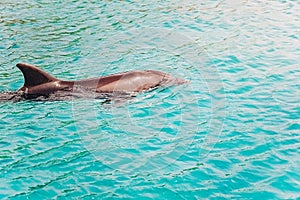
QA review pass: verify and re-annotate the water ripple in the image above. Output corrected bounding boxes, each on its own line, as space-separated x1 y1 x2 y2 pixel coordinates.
1 0 300 199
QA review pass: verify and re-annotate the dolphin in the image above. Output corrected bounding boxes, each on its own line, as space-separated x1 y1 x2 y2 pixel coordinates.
0 63 188 102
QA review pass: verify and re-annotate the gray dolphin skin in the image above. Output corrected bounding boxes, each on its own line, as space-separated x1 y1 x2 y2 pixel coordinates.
0 63 188 102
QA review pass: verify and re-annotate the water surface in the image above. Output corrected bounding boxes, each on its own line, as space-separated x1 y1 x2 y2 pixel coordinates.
0 0 299 199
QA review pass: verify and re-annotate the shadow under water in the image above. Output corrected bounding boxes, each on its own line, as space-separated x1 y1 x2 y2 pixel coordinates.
0 90 137 104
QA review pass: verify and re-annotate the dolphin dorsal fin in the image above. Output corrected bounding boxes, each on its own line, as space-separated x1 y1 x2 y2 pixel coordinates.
16 63 58 87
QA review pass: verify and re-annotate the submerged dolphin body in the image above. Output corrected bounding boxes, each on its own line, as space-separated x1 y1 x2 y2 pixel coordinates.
0 63 187 102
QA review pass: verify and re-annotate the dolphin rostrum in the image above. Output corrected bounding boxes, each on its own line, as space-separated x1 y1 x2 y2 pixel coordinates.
0 63 188 102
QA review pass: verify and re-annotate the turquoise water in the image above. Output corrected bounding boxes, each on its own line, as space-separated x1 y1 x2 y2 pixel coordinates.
1 0 299 199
